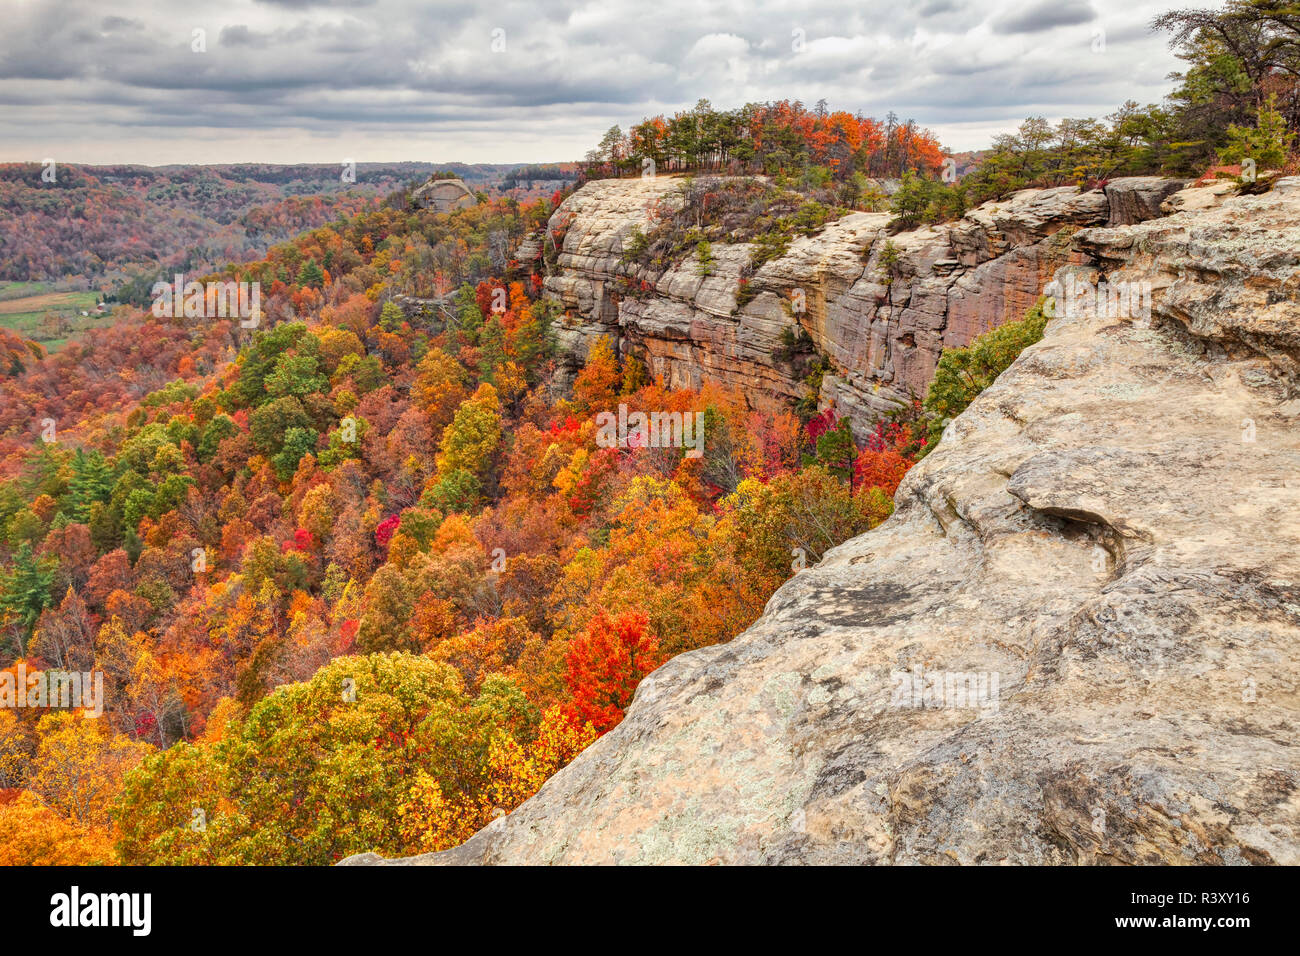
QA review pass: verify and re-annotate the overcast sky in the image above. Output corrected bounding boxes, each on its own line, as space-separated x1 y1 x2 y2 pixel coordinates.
0 0 1204 166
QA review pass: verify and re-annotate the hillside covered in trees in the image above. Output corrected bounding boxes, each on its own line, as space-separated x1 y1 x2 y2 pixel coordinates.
0 156 944 862
0 162 540 300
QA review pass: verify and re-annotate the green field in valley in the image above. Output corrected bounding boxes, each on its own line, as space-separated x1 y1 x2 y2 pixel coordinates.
0 281 115 350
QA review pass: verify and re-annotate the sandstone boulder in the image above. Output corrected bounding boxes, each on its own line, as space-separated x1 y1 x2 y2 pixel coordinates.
1104 176 1190 225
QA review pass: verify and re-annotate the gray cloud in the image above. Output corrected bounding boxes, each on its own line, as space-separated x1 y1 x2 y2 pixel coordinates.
254 0 378 8
100 16 146 31
219 25 272 48
0 0 1191 164
992 0 1096 35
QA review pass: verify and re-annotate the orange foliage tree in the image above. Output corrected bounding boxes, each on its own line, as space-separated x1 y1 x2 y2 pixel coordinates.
564 609 660 733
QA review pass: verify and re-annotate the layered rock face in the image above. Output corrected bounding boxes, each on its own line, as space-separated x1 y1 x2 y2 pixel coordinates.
350 179 1300 866
543 174 1183 440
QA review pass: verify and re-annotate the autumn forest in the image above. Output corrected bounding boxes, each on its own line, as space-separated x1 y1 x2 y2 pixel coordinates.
0 110 936 864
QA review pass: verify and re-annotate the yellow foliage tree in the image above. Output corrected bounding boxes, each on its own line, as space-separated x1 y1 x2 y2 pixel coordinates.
487 706 596 810
0 791 115 865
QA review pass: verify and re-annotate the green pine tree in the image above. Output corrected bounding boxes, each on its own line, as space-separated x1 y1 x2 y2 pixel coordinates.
0 542 57 653
378 300 405 331
67 448 114 523
296 258 325 288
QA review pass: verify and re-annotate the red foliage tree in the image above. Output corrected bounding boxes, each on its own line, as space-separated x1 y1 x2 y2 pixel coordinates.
563 609 659 734
853 416 921 496
374 514 400 549
806 407 837 441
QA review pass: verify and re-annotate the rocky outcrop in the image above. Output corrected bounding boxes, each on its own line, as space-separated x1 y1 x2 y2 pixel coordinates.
391 294 448 330
1103 176 1189 226
348 178 1300 866
412 178 476 213
513 230 544 267
542 175 1185 440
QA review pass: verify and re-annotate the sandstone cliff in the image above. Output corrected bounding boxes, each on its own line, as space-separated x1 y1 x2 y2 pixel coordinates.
348 177 1300 865
543 174 1184 439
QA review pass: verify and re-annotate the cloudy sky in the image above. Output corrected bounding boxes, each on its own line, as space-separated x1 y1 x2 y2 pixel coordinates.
0 0 1203 166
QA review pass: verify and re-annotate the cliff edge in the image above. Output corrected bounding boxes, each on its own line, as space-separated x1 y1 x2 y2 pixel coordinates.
347 178 1300 865
542 174 1184 439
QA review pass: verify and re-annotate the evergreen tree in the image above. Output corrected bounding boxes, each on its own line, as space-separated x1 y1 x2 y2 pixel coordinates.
378 300 405 331
0 543 57 652
815 419 858 486
296 258 325 288
67 449 113 523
